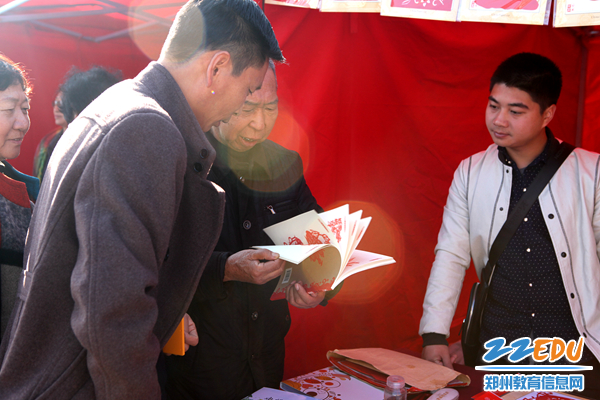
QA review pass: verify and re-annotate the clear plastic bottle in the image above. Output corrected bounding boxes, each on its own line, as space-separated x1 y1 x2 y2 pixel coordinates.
383 375 407 400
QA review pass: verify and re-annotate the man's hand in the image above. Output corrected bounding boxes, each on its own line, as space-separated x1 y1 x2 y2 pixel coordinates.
448 340 464 365
286 281 326 309
422 345 455 369
183 313 198 352
223 249 285 284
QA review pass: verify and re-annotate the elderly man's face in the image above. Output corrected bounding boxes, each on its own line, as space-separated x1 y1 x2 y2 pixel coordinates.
214 68 278 152
0 83 30 161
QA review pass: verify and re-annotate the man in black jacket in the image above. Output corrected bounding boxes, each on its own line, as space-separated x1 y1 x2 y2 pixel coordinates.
166 62 338 400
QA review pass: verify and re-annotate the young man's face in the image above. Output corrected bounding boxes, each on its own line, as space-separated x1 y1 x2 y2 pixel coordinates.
486 83 555 154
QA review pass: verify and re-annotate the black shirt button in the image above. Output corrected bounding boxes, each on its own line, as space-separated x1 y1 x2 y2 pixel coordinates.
548 214 554 219
499 207 504 211
570 293 575 299
243 220 251 230
561 252 567 258
251 311 258 320
193 163 203 173
583 332 588 338
200 148 208 158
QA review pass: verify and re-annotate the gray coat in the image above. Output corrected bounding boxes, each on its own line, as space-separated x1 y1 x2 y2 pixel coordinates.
0 63 225 399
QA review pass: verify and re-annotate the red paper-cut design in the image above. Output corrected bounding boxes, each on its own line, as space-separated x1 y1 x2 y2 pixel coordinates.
271 287 286 300
289 368 350 400
305 229 331 265
473 0 538 10
391 0 453 12
309 278 335 292
284 236 304 245
530 393 580 400
473 392 504 400
269 0 312 6
298 278 335 294
327 218 343 243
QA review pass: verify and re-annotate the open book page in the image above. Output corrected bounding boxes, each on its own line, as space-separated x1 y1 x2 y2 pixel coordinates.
319 204 349 235
263 210 338 249
335 250 395 289
346 216 370 265
341 210 362 265
319 204 350 253
319 206 371 269
255 244 328 264
255 244 342 300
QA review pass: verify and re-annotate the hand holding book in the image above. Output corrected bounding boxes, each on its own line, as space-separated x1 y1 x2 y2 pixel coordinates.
285 281 326 308
223 248 285 285
254 204 396 300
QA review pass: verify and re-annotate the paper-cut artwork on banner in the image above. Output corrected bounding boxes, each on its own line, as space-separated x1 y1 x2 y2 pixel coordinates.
474 0 539 10
320 0 381 13
554 0 600 26
457 0 551 24
266 0 319 9
380 0 459 21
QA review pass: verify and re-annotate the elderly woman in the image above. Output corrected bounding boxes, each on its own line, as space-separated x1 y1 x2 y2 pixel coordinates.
0 54 39 339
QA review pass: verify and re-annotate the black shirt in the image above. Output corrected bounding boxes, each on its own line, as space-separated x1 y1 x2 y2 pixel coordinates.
481 133 594 364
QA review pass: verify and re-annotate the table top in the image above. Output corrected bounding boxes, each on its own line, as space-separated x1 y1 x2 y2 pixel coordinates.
453 362 486 400
281 360 485 400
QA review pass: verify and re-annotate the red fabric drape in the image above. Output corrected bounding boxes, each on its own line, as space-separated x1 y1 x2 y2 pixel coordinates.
265 9 583 378
583 35 600 152
0 6 591 381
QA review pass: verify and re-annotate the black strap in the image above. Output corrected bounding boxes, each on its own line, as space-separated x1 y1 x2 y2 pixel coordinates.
480 141 576 290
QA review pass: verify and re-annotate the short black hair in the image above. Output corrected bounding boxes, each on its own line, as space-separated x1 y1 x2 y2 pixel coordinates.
59 66 123 124
162 0 284 75
490 53 562 113
0 53 31 95
268 58 277 90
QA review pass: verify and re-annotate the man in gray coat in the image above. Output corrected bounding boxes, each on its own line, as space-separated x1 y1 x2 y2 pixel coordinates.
0 0 283 399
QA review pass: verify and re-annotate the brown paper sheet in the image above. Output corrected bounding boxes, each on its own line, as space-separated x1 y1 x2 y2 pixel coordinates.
330 348 470 391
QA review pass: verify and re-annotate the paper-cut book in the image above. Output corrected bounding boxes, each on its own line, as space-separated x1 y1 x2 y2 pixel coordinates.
281 366 383 398
162 318 185 356
254 204 396 301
